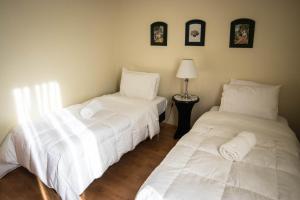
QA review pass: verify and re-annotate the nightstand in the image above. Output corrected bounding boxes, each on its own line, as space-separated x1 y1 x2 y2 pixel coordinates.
172 94 199 139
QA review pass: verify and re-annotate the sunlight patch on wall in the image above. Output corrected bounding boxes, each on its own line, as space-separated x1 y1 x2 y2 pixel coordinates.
13 86 32 124
35 82 62 116
13 81 62 123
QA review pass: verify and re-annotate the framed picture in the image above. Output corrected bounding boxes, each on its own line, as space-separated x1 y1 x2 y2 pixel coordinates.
229 18 255 48
185 19 206 46
151 21 168 46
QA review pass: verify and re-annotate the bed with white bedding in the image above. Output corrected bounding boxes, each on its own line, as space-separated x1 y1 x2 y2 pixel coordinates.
115 92 167 117
136 108 300 200
0 93 166 200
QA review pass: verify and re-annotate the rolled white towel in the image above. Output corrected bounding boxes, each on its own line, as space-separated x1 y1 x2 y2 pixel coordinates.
219 131 256 161
80 100 104 119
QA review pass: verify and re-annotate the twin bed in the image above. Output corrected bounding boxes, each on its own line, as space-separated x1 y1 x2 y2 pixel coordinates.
0 69 299 200
136 107 300 200
136 79 300 200
0 92 167 200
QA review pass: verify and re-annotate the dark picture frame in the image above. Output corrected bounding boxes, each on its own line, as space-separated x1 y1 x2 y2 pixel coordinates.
151 21 168 46
229 18 255 48
185 19 206 46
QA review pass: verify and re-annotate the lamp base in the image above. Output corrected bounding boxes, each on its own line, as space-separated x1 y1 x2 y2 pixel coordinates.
182 78 191 99
181 93 191 99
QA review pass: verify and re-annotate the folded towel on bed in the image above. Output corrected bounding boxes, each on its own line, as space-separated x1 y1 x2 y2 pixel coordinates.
80 100 104 119
219 131 256 161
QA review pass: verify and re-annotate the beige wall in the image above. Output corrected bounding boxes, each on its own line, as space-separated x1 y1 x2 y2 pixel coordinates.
0 0 299 142
0 0 119 142
115 0 300 136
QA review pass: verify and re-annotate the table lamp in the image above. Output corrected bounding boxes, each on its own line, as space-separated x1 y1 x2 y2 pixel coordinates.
176 59 198 99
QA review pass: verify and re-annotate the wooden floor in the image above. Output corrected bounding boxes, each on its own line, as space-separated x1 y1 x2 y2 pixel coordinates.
0 123 177 200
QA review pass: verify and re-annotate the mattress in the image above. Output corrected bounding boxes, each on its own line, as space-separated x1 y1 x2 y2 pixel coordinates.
0 93 161 200
111 92 167 115
136 110 300 200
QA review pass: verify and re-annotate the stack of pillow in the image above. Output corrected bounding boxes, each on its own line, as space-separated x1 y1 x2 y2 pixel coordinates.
120 68 160 100
219 79 281 120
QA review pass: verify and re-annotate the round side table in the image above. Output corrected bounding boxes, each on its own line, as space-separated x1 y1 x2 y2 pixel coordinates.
172 94 199 139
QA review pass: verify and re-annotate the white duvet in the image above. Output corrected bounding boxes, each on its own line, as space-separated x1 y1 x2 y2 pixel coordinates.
0 94 160 200
136 110 300 200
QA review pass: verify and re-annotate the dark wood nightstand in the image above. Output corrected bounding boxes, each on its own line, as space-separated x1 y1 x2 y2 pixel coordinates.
172 94 199 139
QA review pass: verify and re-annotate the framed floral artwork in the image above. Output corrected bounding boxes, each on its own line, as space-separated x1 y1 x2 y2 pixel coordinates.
185 19 206 46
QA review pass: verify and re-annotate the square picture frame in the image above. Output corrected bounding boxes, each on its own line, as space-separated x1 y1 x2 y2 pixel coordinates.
229 18 255 48
150 21 168 46
185 19 206 46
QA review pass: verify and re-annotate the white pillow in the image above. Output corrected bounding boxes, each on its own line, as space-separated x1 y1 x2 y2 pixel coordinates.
230 79 278 87
219 84 280 120
120 68 160 100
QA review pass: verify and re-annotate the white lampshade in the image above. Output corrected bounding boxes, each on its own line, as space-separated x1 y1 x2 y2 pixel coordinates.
176 59 198 79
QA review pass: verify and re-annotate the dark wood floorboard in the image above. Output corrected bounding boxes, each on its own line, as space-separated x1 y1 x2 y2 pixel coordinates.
0 123 177 200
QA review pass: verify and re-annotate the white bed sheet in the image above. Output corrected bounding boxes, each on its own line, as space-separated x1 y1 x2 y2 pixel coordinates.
136 110 300 200
0 93 160 200
111 92 167 115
